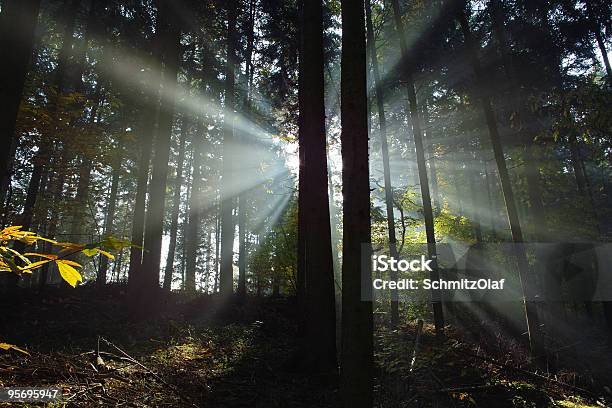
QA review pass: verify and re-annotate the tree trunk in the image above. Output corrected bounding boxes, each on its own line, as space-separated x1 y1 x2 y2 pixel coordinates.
237 0 257 298
340 0 373 405
128 10 166 290
390 0 444 335
366 0 400 327
185 122 204 294
98 149 122 286
457 3 542 357
163 118 189 291
219 0 238 296
299 0 337 374
422 101 441 215
180 151 192 290
0 0 42 207
140 0 181 294
69 85 104 240
214 203 221 293
586 0 612 78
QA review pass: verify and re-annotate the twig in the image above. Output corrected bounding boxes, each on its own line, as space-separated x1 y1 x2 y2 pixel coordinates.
99 336 201 408
467 351 604 401
409 319 424 374
438 384 499 393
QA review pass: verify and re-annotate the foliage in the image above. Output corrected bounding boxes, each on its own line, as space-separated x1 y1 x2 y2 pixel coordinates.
0 226 131 288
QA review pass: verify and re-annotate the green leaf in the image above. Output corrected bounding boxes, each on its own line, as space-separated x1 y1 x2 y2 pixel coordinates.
82 248 115 260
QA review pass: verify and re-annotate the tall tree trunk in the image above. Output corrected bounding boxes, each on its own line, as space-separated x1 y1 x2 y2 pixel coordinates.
422 101 441 215
98 149 122 286
69 85 103 240
219 0 238 296
214 203 221 293
0 0 42 208
140 0 181 294
237 196 247 295
457 3 542 356
163 118 188 291
299 0 337 373
468 151 484 243
128 12 165 290
366 0 400 327
180 151 192 290
586 0 612 78
340 0 373 405
390 0 444 335
237 0 257 298
185 122 204 294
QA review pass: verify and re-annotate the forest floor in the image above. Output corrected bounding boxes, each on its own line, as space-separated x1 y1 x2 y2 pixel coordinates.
0 285 610 407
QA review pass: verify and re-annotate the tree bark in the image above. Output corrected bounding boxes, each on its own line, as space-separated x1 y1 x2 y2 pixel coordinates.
163 118 189 291
128 5 166 290
141 0 181 293
390 0 444 335
98 148 122 286
457 3 542 357
185 121 204 294
237 0 257 297
340 0 373 405
0 0 42 208
586 0 612 78
366 0 400 327
422 101 441 215
298 0 337 374
219 0 238 296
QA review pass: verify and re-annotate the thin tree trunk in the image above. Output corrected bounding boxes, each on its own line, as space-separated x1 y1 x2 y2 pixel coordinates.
163 118 189 291
366 0 400 327
586 0 612 78
128 13 165 289
98 149 122 286
69 85 103 240
237 0 257 298
219 0 238 296
457 3 542 356
468 151 483 243
185 121 204 294
140 0 181 294
340 0 373 405
214 202 221 293
180 155 192 291
422 101 441 215
390 0 444 335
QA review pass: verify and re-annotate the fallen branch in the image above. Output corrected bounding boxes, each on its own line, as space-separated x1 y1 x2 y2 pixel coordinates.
409 319 424 374
99 336 201 408
467 351 606 402
438 384 500 393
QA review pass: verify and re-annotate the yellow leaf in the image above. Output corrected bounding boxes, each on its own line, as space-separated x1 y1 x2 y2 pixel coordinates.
0 343 30 355
56 261 83 287
37 237 58 245
98 250 115 260
59 259 82 268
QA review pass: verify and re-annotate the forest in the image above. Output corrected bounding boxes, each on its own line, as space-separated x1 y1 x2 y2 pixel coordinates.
0 0 611 406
